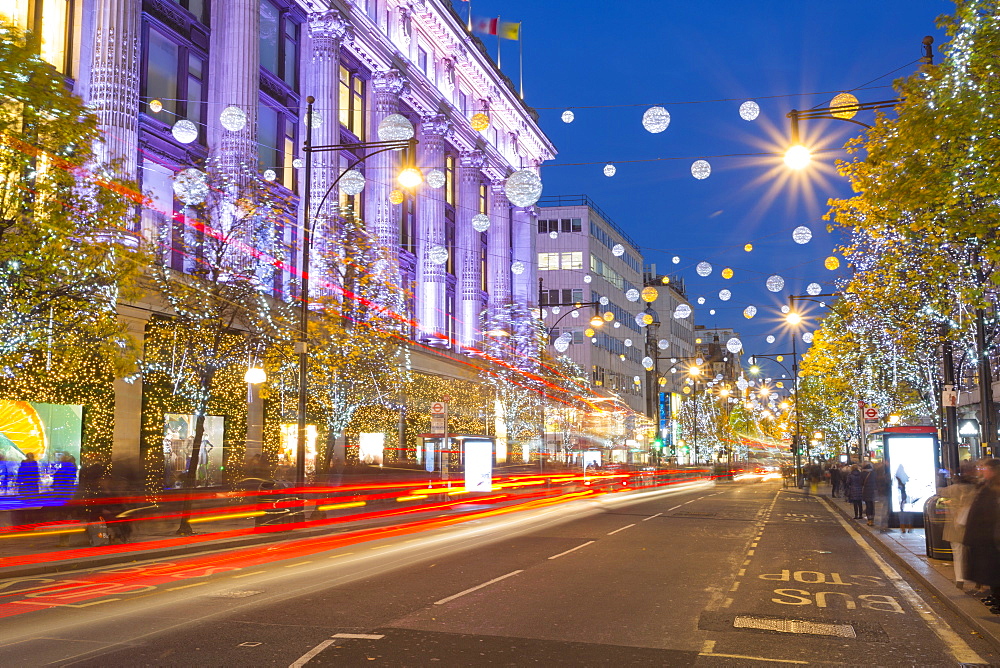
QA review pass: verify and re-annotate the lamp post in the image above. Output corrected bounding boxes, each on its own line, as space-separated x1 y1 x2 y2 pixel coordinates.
296 97 419 486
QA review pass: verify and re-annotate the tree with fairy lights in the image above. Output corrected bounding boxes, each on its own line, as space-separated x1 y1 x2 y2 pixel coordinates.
267 210 410 474
536 353 590 466
826 0 1000 436
480 302 547 463
0 25 143 376
145 157 292 534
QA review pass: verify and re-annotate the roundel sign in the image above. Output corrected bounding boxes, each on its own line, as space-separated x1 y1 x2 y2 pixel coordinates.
863 407 879 421
430 402 447 415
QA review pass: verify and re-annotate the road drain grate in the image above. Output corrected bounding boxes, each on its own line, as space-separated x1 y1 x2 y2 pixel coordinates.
207 590 264 599
734 616 856 638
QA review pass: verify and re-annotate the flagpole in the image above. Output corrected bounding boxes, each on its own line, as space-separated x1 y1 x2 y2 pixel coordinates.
467 0 472 31
496 15 501 68
518 25 524 99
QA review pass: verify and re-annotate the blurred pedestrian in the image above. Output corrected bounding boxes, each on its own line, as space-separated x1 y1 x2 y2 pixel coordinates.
938 464 977 590
15 452 40 501
962 458 1000 614
860 462 876 526
830 463 842 498
846 464 863 519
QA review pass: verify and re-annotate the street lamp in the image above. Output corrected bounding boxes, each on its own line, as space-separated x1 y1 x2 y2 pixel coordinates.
296 96 419 487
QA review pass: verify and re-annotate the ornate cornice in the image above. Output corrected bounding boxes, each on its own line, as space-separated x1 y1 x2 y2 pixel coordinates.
372 68 408 97
308 10 352 42
420 113 451 138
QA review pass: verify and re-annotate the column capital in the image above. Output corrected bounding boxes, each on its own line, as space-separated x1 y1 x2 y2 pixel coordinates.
421 113 451 138
308 9 352 42
460 149 486 170
373 69 408 97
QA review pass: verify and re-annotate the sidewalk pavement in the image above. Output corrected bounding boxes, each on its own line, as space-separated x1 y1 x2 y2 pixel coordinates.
800 486 1000 650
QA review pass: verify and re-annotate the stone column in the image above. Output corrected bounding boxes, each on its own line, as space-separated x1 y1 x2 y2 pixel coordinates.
457 150 485 347
88 0 141 184
112 312 148 465
415 114 450 339
368 70 408 255
488 180 512 310
510 205 537 307
307 10 350 223
209 0 260 174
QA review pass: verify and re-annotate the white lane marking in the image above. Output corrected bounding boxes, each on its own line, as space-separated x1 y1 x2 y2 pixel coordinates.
285 561 313 568
332 633 384 639
819 497 985 665
289 639 335 668
667 505 682 511
232 571 267 579
547 541 595 560
642 513 662 522
607 523 636 536
433 570 523 605
698 651 806 665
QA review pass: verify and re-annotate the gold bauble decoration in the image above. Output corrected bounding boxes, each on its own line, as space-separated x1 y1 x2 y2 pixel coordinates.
471 112 490 131
824 256 840 270
830 92 859 120
721 267 733 279
389 189 405 205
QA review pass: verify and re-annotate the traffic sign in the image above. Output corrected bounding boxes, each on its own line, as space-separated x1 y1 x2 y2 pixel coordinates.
863 407 879 422
430 402 447 415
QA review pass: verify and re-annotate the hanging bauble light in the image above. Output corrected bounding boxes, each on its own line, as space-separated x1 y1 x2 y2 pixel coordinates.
340 169 366 195
220 105 247 132
792 225 812 244
307 110 323 128
612 243 625 257
697 297 705 305
626 288 639 302
803 332 815 343
172 168 209 206
603 163 616 177
825 256 840 270
149 99 163 113
674 304 692 319
549 231 558 239
636 312 654 327
561 110 575 123
426 169 446 189
766 335 775 344
744 305 757 319
696 261 712 277
171 119 198 144
830 92 860 120
624 339 633 347
766 275 785 292
504 169 543 207
642 356 654 371
292 158 304 169
389 189 405 205
807 282 822 296
744 243 753 252
377 113 414 141
263 169 277 182
726 337 743 354
428 245 449 265
657 339 669 350
642 105 671 133
780 305 790 314
599 296 609 306
719 289 731 301
722 267 734 279
471 112 490 131
641 287 658 302
672 256 680 264
739 100 760 121
691 159 711 180
511 260 525 275
472 213 490 232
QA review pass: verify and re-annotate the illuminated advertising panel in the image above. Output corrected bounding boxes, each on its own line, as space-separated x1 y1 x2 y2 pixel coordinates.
358 432 384 466
279 424 318 478
0 400 82 508
885 434 936 515
464 439 493 491
164 414 225 488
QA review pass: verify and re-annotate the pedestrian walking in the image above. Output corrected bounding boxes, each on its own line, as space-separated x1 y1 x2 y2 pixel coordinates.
15 452 41 502
846 464 863 519
937 464 977 590
962 458 1000 614
860 462 876 526
830 464 842 498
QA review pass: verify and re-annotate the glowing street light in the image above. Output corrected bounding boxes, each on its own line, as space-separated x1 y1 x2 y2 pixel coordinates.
397 166 423 188
783 144 811 170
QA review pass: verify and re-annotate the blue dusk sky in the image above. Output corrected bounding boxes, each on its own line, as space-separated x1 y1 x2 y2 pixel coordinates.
453 0 953 366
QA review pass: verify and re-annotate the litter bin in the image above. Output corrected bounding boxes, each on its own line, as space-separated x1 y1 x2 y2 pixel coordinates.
923 495 952 560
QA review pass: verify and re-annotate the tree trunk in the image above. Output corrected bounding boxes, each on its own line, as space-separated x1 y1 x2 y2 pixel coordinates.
177 369 216 535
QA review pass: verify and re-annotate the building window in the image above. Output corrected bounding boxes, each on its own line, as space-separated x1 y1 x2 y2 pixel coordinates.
144 27 207 143
560 252 583 270
260 0 299 89
1 0 74 73
445 154 456 206
417 46 427 74
168 0 206 23
339 65 365 138
478 183 487 214
258 99 298 191
459 91 468 117
400 195 416 254
537 252 559 271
